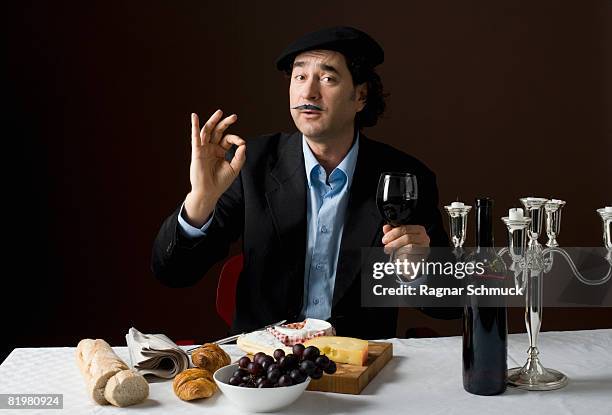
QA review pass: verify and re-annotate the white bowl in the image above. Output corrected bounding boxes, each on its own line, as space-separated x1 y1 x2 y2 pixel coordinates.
213 363 311 413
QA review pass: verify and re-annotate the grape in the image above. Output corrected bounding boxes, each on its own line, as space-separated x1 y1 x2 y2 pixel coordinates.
292 343 305 358
310 367 323 380
324 360 337 374
278 374 293 387
239 382 247 387
289 368 306 384
299 359 316 375
261 358 274 371
282 354 299 370
229 376 241 386
241 375 251 383
315 355 330 369
267 363 279 374
247 362 263 376
303 346 320 361
258 379 273 388
233 368 248 378
254 352 267 364
267 368 281 383
273 349 285 361
238 356 251 369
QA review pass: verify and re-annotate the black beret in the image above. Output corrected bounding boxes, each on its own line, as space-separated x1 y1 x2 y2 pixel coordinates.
275 26 384 72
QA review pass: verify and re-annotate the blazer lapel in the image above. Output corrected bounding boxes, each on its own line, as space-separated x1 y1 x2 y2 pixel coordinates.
332 136 383 307
265 132 307 245
264 132 308 314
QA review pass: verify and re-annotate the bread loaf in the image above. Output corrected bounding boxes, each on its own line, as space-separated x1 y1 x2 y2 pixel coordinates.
173 368 217 401
191 343 231 373
76 339 149 407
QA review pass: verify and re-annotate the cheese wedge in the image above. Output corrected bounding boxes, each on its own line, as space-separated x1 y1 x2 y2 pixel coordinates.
303 336 369 366
236 330 292 356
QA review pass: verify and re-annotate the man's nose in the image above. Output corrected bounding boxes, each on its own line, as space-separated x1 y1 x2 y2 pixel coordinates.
302 77 321 101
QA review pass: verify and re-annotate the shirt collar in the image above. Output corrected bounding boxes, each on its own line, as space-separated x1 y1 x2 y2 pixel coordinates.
302 132 360 189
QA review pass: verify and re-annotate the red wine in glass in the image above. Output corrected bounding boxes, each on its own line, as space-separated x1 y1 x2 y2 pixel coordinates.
376 172 418 227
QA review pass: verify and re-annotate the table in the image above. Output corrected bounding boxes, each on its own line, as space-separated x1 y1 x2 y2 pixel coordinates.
1 329 611 414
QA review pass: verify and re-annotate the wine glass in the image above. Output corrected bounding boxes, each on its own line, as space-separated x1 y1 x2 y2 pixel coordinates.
376 173 419 280
376 172 418 227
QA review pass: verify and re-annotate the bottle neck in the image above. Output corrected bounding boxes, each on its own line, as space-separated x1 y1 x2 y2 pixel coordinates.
476 203 494 248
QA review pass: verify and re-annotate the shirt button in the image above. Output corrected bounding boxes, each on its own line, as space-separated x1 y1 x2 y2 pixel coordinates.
315 264 323 270
321 225 328 233
314 298 320 305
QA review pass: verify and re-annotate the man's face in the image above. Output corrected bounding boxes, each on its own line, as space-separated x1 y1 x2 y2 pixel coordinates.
289 49 366 141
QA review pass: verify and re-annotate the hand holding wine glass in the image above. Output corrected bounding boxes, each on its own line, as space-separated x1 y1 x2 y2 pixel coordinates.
376 172 430 279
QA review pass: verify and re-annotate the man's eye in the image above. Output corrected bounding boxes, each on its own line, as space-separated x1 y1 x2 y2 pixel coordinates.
294 75 305 81
322 76 335 83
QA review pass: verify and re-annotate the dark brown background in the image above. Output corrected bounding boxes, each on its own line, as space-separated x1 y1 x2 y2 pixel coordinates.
4 1 611 362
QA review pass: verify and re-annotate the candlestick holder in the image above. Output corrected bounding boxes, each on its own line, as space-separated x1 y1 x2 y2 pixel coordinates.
502 199 611 391
444 202 472 259
446 199 612 391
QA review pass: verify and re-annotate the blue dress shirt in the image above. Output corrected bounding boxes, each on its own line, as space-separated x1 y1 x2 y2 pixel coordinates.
178 134 360 321
300 135 359 319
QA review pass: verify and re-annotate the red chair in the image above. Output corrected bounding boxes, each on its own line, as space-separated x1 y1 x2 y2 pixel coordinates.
216 254 244 326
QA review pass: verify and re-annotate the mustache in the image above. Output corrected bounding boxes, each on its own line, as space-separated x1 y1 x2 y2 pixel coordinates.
291 104 323 111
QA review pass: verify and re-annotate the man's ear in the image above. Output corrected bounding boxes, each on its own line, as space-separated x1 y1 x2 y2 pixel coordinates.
356 83 368 112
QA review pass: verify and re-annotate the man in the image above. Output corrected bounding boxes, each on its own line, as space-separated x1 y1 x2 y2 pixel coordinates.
152 27 453 339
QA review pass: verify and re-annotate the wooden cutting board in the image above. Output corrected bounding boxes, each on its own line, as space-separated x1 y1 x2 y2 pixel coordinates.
306 341 393 395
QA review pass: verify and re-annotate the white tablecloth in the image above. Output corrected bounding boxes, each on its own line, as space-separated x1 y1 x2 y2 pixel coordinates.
1 329 611 414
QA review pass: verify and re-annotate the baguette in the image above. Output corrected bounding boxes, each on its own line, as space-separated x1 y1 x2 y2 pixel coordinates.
76 339 148 407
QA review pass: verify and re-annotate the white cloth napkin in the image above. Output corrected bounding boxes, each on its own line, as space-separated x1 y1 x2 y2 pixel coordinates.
125 327 189 379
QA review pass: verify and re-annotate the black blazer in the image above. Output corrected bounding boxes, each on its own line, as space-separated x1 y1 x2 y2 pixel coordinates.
152 132 455 339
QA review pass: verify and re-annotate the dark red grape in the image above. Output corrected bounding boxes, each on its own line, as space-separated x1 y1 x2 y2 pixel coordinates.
283 354 299 370
261 359 274 371
258 379 273 388
315 355 330 369
299 359 316 375
267 363 280 374
310 367 323 380
292 343 305 358
233 368 248 378
303 346 320 361
238 356 251 368
273 349 285 361
267 368 281 383
289 368 306 384
229 376 241 386
247 362 263 376
241 375 251 383
254 352 267 364
278 374 293 387
324 360 337 374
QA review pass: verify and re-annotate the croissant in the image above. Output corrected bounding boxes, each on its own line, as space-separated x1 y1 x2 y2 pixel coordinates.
191 343 231 373
173 368 217 401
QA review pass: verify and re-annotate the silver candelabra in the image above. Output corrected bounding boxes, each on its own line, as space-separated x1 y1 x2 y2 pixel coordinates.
445 199 612 391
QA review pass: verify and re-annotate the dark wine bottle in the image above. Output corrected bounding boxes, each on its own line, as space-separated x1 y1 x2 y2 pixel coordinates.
462 197 508 395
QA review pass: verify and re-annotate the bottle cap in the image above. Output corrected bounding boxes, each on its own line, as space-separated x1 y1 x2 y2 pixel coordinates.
475 197 493 207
